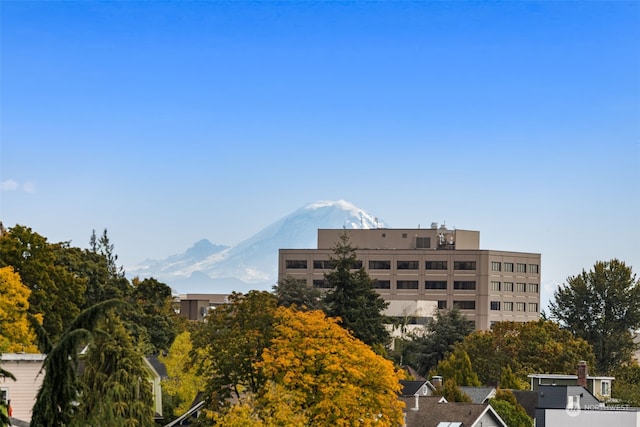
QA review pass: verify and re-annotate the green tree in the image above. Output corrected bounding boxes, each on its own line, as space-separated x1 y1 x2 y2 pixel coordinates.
74 311 155 427
126 277 180 355
488 389 532 427
612 363 640 406
31 299 123 427
499 364 528 390
403 307 474 376
433 379 471 403
322 231 389 350
191 291 278 412
550 259 640 373
0 225 86 342
430 347 480 386
459 320 595 386
272 275 323 311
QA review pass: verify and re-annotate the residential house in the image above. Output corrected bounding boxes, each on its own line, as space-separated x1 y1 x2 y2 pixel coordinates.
0 353 46 423
534 384 640 427
528 361 614 400
400 395 508 427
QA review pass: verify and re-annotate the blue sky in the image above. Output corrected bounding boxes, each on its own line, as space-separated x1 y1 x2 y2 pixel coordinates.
1 1 639 308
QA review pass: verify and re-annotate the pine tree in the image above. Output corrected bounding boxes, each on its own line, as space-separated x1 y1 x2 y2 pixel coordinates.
322 231 390 350
75 311 155 427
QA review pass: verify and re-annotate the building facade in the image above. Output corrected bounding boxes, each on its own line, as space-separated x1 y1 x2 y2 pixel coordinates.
278 226 541 330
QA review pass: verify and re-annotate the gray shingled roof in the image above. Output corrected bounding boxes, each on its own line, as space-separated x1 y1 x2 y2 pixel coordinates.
401 396 506 427
459 386 496 404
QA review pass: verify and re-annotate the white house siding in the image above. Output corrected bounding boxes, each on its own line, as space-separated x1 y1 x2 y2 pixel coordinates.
0 354 46 422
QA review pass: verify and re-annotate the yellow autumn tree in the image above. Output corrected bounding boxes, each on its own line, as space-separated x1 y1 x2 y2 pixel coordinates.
159 331 207 416
0 266 39 353
249 307 405 427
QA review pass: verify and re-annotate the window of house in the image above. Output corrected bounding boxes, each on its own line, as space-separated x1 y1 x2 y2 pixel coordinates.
286 260 307 269
313 260 335 269
454 281 476 290
416 237 431 248
504 262 514 272
0 388 8 403
491 281 501 291
426 261 447 270
490 301 501 310
516 302 526 312
438 300 447 309
528 303 539 313
397 260 419 270
503 282 514 291
402 233 408 238
601 381 610 396
516 263 527 273
426 281 447 290
369 260 391 269
528 283 539 293
454 300 476 310
397 280 419 290
454 261 476 270
491 262 501 271
516 282 526 292
373 280 391 289
528 264 539 274
503 302 513 311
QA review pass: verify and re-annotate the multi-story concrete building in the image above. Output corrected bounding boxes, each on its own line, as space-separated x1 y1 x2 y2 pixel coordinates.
278 225 541 330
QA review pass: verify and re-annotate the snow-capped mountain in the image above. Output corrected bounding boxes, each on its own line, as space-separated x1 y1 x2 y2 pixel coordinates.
127 200 387 293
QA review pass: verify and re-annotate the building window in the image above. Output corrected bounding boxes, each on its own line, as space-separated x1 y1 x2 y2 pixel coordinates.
516 302 526 312
313 280 332 289
516 282 526 292
503 282 514 292
454 261 476 270
352 260 363 269
426 261 447 270
504 262 514 272
491 262 501 272
454 281 476 290
491 281 501 291
438 300 447 309
402 233 408 238
286 260 307 269
313 260 335 269
397 260 419 270
416 237 431 248
373 280 391 289
454 300 476 310
528 303 539 312
528 264 539 274
601 381 610 396
397 280 419 290
503 302 513 311
426 281 447 290
528 283 539 293
369 260 391 270
0 387 8 403
516 263 527 273
490 301 501 311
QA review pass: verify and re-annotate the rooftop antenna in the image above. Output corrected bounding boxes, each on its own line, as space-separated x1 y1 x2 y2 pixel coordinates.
374 217 379 229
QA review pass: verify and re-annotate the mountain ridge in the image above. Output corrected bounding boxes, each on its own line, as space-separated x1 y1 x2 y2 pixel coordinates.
127 200 387 293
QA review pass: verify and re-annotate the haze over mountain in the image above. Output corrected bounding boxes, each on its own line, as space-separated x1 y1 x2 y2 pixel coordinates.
127 200 387 293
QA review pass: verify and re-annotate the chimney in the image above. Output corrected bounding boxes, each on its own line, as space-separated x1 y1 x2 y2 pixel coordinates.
577 361 588 388
432 376 443 388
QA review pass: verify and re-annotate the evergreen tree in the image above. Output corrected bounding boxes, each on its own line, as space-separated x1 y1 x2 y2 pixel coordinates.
430 347 480 386
75 312 155 427
488 389 533 427
403 306 474 376
31 299 122 427
550 259 640 373
434 379 471 403
273 275 323 311
322 231 390 349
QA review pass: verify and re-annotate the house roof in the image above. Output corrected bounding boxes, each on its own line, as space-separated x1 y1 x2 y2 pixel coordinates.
459 386 496 404
401 396 507 427
147 355 168 379
528 373 615 381
399 380 436 397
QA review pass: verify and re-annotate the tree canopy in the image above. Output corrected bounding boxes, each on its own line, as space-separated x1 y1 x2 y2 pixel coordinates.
0 266 40 353
322 231 390 350
212 306 405 427
273 275 323 311
550 259 640 373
